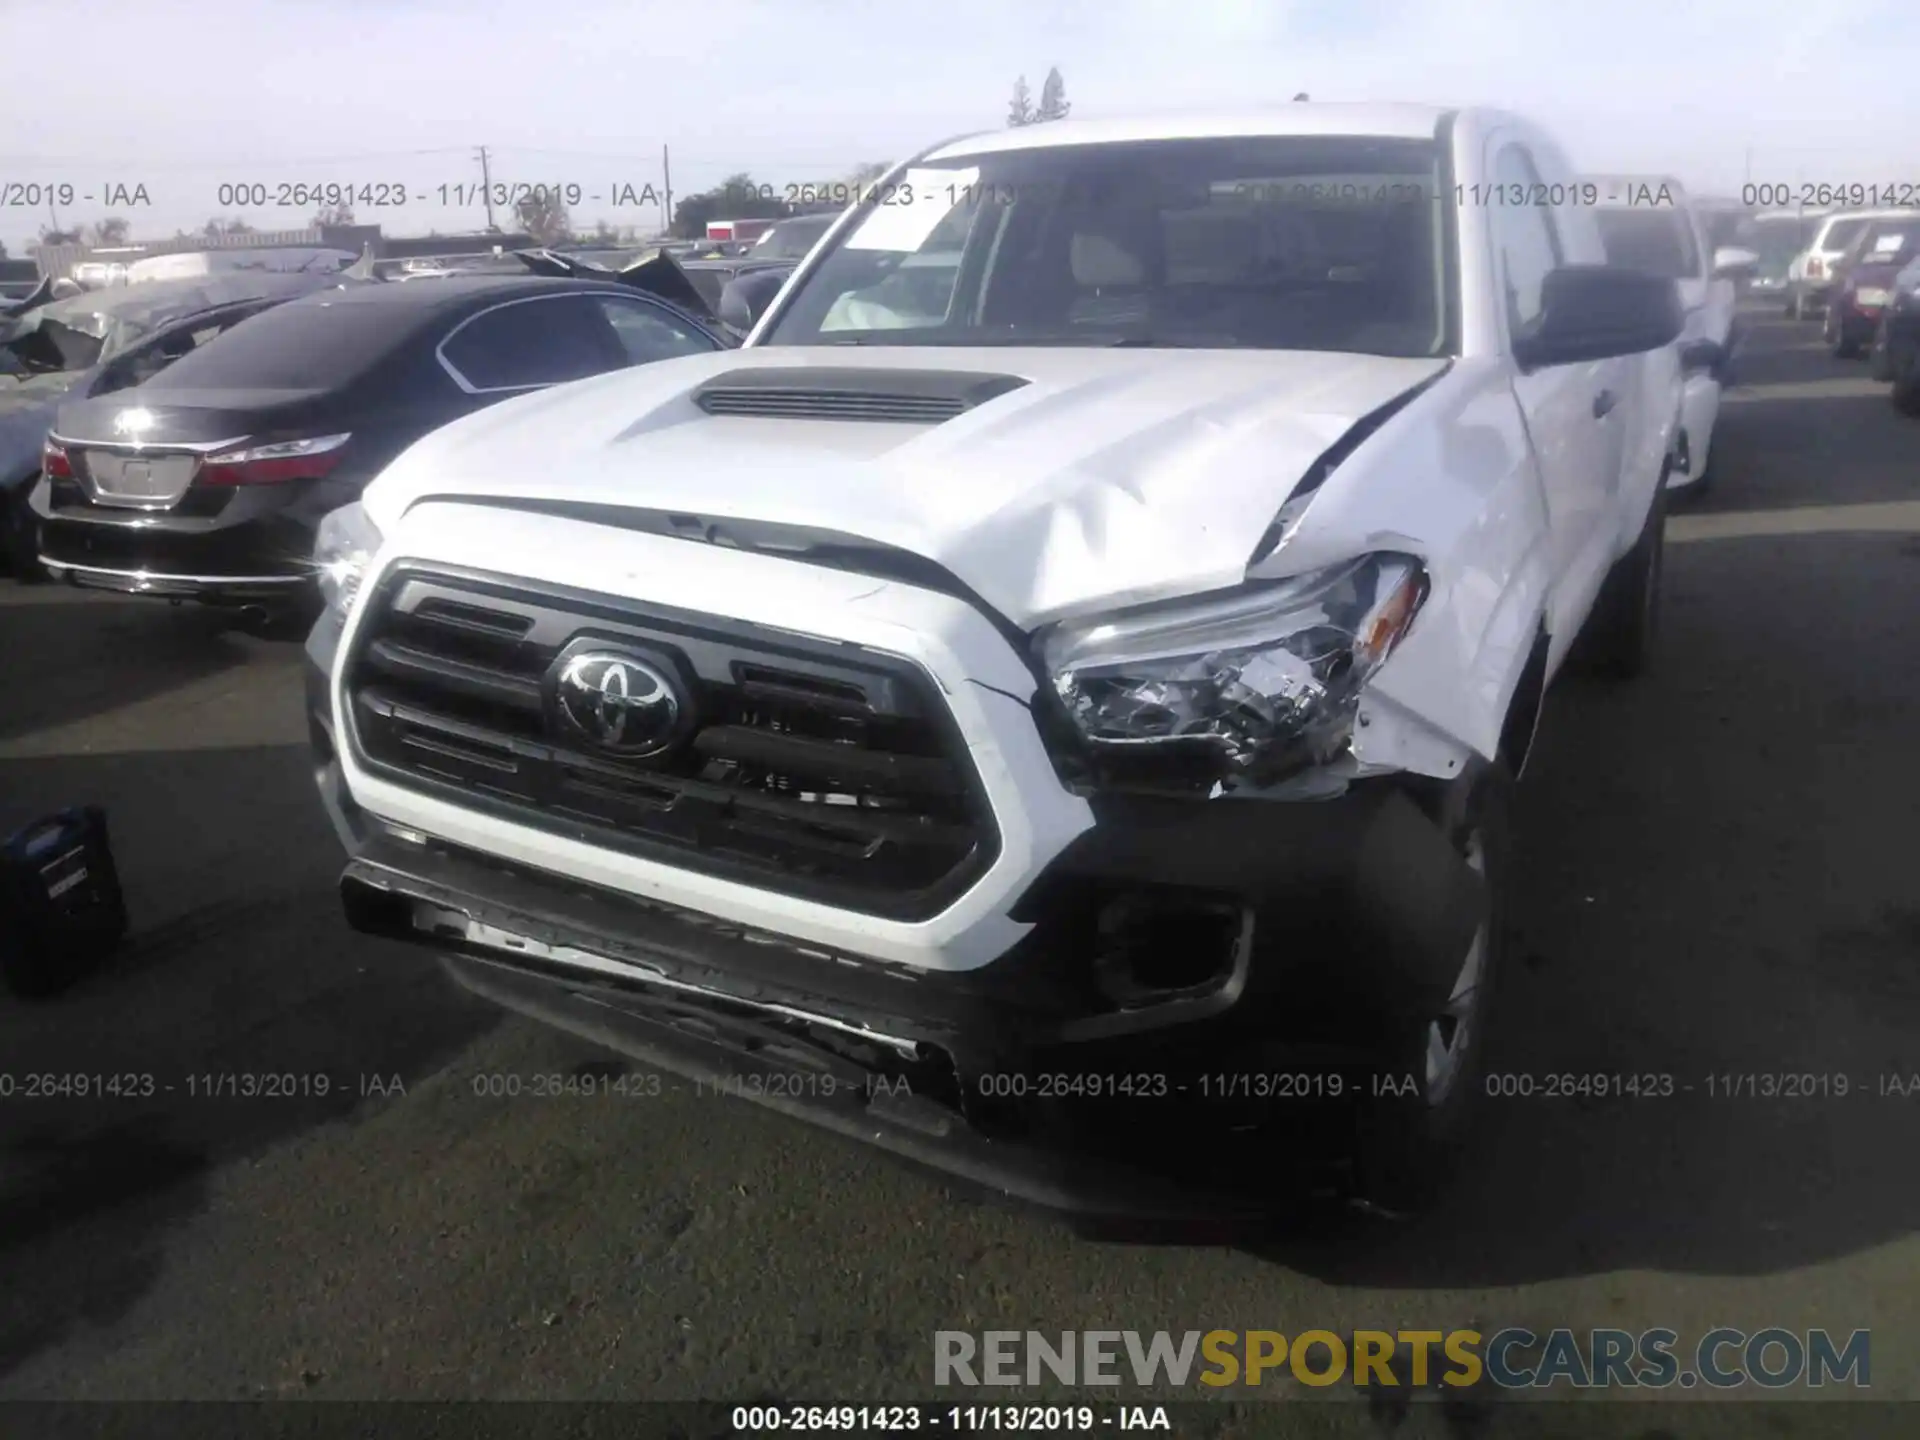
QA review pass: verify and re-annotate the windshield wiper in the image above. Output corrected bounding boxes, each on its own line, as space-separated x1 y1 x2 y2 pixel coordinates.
952 329 1249 349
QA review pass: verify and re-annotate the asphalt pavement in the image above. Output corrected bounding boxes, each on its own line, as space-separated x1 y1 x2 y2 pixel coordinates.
0 308 1915 1430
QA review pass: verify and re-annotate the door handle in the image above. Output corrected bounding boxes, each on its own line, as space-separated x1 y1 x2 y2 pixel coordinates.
1592 389 1618 419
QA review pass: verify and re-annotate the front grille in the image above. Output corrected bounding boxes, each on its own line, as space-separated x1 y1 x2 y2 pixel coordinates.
343 564 1003 921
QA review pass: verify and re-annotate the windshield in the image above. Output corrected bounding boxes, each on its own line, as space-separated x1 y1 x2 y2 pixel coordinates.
1820 218 1868 253
1739 216 1820 272
1595 209 1699 279
756 215 838 260
759 136 1450 357
1849 221 1916 266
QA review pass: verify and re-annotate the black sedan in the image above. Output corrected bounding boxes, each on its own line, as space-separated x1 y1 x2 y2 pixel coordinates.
29 263 732 620
3 270 354 576
1870 256 1920 413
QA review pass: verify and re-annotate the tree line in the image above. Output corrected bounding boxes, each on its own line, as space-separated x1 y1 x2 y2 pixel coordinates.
1007 67 1071 126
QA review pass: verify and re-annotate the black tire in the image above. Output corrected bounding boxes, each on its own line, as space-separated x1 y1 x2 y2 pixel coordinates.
1834 325 1864 360
1869 319 1894 381
1351 765 1513 1214
3 485 45 583
1893 343 1920 416
1574 480 1666 681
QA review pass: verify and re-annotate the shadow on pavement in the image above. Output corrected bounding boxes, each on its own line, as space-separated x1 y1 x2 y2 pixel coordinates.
0 594 257 746
1689 308 1920 514
0 742 503 1380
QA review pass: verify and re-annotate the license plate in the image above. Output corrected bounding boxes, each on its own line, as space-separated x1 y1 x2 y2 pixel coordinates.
83 450 198 507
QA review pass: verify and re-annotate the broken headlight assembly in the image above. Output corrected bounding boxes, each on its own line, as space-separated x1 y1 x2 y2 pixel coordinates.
312 501 384 621
1037 553 1428 789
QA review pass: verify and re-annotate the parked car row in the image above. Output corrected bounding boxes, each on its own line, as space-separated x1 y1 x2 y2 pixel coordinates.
1764 204 1920 414
1 248 758 611
1868 253 1920 414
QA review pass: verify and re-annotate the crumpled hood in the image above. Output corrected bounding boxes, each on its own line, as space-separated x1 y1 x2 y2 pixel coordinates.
365 345 1449 628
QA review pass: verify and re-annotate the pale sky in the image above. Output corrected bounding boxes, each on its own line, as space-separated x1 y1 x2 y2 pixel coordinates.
2 0 1915 251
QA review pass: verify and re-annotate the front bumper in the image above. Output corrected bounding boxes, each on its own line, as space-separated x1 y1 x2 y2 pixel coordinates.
307 625 1488 1215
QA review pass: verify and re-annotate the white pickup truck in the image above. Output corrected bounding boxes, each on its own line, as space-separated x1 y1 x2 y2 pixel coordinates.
307 105 1683 1217
1588 175 1748 492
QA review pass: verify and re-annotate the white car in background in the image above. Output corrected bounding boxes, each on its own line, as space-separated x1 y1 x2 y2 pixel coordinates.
1737 210 1829 304
1588 176 1747 492
1787 210 1915 319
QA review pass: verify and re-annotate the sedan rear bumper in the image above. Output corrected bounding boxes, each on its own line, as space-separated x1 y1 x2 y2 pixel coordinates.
39 556 312 601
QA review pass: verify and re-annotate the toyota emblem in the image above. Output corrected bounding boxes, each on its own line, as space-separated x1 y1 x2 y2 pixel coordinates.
551 650 684 756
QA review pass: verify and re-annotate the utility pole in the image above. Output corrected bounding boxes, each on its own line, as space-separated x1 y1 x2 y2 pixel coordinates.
661 144 673 238
476 145 498 232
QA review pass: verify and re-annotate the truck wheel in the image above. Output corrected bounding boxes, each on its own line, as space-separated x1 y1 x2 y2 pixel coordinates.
1893 347 1920 416
1575 481 1666 681
1352 766 1512 1214
1869 320 1894 381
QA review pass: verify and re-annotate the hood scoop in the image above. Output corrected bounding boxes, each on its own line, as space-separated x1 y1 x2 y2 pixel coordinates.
691 366 1028 424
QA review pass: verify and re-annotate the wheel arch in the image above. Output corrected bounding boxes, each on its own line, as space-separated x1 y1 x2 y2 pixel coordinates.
1497 623 1552 779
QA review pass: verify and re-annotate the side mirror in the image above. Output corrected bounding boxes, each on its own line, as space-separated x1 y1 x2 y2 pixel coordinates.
716 269 790 335
1512 266 1683 370
1712 246 1759 279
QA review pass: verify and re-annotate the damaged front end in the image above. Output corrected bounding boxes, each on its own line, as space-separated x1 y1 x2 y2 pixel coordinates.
319 722 1485 1214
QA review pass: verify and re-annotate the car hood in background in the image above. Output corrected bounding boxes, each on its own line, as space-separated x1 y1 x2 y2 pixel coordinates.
0 270 358 367
362 344 1449 629
512 248 725 328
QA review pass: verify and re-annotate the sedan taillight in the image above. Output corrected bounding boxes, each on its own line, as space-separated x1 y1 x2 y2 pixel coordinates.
199 433 352 486
42 438 72 479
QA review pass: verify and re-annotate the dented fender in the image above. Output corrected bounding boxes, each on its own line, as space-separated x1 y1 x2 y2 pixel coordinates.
1259 359 1556 776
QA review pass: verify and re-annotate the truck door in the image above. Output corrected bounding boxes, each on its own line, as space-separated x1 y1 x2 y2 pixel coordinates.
1485 136 1628 660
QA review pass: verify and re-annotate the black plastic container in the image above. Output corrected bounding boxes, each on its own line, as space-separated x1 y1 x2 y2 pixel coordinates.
0 806 128 997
